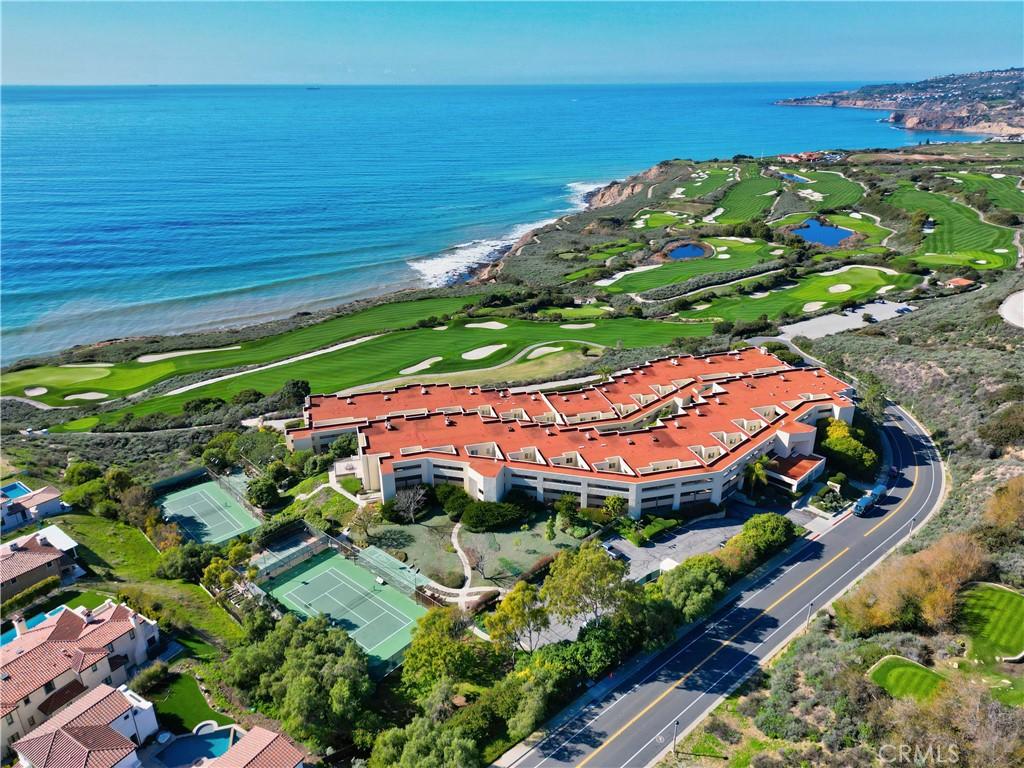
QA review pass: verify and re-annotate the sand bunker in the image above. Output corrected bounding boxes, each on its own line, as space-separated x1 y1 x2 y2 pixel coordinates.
877 285 896 294
560 323 596 329
992 173 1006 179
433 325 448 331
527 346 564 360
994 248 1009 253
797 189 825 202
761 190 779 197
716 255 731 259
60 363 114 368
465 321 508 330
720 237 755 244
848 212 863 219
703 207 724 223
462 344 507 361
828 283 852 294
400 357 442 375
65 392 108 401
975 259 989 264
136 345 242 363
693 303 711 310
24 387 48 397
803 301 826 312
749 292 770 299
770 248 785 255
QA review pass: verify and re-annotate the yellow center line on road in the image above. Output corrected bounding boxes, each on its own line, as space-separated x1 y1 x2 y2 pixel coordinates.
575 546 850 768
863 462 920 538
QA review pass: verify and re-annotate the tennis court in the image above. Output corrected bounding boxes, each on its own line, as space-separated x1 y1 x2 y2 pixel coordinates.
264 549 426 665
158 479 260 545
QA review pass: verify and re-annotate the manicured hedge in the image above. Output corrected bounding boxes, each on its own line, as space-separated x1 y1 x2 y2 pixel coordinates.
1 575 60 615
460 501 526 532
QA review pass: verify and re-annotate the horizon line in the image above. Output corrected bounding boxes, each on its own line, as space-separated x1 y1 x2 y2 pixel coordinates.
2 79 872 88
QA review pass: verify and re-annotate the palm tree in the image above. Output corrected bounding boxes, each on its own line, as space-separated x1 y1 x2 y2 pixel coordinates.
744 454 778 495
596 365 615 383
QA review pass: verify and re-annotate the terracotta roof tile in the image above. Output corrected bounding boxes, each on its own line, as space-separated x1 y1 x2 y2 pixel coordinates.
209 727 304 768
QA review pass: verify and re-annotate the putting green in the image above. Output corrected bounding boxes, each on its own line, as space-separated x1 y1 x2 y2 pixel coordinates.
888 185 1016 270
679 266 920 323
633 209 690 229
945 172 1024 213
958 583 1024 664
869 656 945 701
602 239 784 296
779 169 863 210
1 296 478 406
716 166 781 224
64 316 714 429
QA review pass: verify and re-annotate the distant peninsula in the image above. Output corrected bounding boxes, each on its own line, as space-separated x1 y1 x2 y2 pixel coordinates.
777 67 1024 137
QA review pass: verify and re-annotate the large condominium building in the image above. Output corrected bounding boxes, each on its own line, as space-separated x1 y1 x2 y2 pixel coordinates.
1 601 159 754
286 348 855 518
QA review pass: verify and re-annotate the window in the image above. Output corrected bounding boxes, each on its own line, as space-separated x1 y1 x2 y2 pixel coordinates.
129 629 136 640
105 643 114 653
43 681 55 694
46 561 53 568
91 664 98 673
123 713 130 720
28 716 35 727
4 713 12 725
22 697 30 706
103 676 113 685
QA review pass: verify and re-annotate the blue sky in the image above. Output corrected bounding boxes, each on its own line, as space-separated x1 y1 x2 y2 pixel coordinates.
3 2 1021 85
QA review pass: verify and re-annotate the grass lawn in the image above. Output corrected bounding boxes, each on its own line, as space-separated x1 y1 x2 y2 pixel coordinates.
47 513 244 645
779 168 863 210
459 512 580 588
669 166 733 200
68 317 713 428
586 240 644 261
716 166 781 224
367 509 465 588
958 583 1024 663
869 656 946 701
563 266 602 282
946 172 1024 213
536 305 611 319
151 672 233 732
602 238 784 296
679 266 920 323
634 209 692 229
773 212 890 245
888 185 1016 269
2 296 477 406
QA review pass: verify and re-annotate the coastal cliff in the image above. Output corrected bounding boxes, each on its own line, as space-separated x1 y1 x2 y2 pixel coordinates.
777 68 1024 137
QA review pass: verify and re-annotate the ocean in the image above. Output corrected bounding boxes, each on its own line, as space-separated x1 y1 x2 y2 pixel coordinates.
0 83 977 363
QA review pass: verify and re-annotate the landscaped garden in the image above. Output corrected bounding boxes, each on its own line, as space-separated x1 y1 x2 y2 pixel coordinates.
887 184 1016 269
149 671 235 731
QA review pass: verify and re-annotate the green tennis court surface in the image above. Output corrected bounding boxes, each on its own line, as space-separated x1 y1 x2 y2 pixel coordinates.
264 550 426 665
158 479 260 545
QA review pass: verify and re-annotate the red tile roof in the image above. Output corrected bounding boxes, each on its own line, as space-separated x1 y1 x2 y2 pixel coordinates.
209 726 304 768
13 685 135 768
770 454 826 482
1 534 65 583
298 349 850 485
38 679 88 717
0 603 142 709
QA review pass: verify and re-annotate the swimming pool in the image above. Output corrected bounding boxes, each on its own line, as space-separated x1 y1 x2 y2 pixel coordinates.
0 606 65 646
1 481 31 499
668 243 704 260
793 218 853 247
156 729 237 767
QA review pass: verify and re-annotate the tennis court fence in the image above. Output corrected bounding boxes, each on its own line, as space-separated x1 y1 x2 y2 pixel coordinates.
208 469 264 521
249 520 445 609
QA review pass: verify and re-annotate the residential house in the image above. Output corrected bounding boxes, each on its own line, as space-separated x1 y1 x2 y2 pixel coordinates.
208 726 305 768
1 528 79 598
11 683 158 768
1 483 63 534
0 601 159 755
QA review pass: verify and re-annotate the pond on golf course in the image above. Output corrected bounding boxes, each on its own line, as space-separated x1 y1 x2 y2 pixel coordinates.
668 243 705 260
793 218 853 247
780 172 811 183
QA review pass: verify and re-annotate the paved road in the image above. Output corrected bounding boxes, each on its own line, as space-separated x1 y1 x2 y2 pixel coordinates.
502 403 945 768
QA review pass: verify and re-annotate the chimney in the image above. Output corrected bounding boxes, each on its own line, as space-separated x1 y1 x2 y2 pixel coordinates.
12 614 28 637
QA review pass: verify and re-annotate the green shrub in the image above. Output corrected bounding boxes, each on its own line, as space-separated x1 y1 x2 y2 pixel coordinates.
461 501 526 532
641 516 679 540
1 575 60 615
436 484 472 521
129 661 170 694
